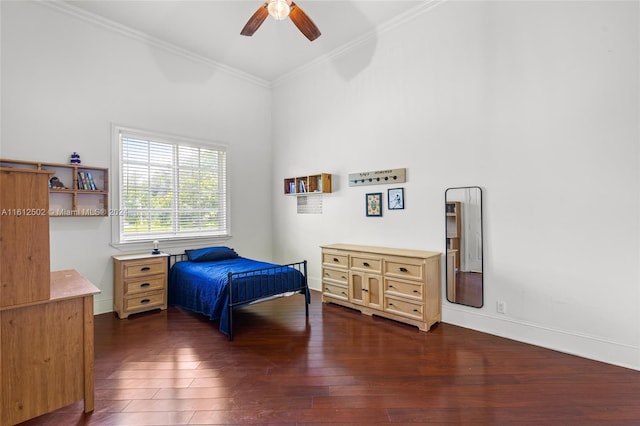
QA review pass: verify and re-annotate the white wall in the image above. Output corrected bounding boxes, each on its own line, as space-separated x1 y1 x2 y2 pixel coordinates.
272 1 640 369
3 0 639 371
1 1 274 314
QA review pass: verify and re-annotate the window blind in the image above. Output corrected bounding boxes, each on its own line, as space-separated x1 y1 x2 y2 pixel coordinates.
119 133 227 242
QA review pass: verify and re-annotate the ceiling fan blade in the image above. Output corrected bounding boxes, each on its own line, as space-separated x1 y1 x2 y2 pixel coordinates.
241 3 269 37
289 2 321 41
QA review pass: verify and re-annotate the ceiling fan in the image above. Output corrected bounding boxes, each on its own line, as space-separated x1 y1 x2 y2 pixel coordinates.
241 0 321 42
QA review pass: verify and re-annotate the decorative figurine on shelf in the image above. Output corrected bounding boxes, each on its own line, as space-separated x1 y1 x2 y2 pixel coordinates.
152 240 160 255
49 176 67 189
70 152 81 165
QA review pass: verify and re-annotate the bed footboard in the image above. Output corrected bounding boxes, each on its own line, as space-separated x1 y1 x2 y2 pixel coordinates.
227 260 309 341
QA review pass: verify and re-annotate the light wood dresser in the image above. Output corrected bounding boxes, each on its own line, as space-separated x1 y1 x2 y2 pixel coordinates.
321 244 442 331
113 253 169 319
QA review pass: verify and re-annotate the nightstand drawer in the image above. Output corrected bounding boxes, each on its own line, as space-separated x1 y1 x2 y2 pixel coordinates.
124 276 165 296
123 258 166 279
124 291 165 312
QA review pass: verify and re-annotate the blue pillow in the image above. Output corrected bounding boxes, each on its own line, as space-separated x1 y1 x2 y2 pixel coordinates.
185 246 239 262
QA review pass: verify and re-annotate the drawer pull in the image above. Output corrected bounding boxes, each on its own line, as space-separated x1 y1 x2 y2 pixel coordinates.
140 267 151 272
363 262 370 267
140 283 151 288
341 276 347 280
413 309 420 313
140 298 151 304
342 291 347 295
399 267 408 273
388 284 394 289
413 290 419 293
362 288 369 292
333 257 339 262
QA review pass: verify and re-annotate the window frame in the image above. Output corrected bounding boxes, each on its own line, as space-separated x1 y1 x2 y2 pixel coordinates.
110 124 231 250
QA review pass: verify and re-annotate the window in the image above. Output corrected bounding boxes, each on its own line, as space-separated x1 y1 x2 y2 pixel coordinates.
112 126 229 244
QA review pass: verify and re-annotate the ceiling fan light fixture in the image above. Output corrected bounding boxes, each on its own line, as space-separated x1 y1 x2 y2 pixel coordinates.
267 0 290 21
241 0 320 41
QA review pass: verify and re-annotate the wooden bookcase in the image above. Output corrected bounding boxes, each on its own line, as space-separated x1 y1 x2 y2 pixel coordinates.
0 168 53 307
0 167 99 424
0 158 109 217
284 173 332 195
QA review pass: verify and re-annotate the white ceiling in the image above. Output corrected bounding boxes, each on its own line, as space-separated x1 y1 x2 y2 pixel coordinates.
63 1 429 83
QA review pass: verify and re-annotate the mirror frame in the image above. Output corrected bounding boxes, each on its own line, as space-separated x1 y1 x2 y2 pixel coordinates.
445 186 483 308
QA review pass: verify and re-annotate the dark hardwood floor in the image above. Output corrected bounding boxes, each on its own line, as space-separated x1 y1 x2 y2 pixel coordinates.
19 290 640 425
453 271 483 307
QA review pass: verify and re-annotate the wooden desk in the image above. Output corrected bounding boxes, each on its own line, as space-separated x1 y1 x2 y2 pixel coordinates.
0 270 100 425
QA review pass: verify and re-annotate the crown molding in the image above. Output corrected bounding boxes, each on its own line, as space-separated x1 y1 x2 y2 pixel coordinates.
272 0 447 88
36 0 446 90
38 0 272 89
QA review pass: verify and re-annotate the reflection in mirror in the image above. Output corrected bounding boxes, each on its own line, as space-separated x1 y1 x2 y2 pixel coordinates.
445 186 483 308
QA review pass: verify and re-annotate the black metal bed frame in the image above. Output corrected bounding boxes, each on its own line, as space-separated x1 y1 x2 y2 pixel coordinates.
168 254 309 341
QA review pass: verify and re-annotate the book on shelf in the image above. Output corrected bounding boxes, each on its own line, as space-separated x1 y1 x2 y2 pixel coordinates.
85 172 97 190
299 180 306 193
78 172 86 190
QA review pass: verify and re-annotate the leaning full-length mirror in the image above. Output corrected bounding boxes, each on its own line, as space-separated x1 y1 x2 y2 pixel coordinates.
445 186 483 307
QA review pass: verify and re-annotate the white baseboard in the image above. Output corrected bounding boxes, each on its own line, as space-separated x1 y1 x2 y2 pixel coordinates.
308 277 322 292
94 298 113 315
442 304 640 371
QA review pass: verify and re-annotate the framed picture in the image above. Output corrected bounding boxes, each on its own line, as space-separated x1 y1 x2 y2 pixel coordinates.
366 192 382 217
388 188 404 210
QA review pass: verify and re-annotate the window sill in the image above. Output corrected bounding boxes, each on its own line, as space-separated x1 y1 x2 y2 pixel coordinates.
111 235 232 254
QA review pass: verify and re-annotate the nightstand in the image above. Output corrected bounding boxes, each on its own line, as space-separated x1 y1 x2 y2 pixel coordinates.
112 252 169 319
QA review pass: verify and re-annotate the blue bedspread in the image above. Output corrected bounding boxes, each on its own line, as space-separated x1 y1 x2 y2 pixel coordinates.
168 257 308 336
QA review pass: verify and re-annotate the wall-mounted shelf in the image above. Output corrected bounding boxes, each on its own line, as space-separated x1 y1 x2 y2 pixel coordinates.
284 173 332 195
0 158 109 217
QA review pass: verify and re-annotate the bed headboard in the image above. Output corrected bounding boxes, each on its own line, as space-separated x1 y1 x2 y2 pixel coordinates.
168 253 188 269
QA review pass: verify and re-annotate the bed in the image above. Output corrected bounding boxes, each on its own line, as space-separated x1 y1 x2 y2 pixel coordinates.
168 246 309 340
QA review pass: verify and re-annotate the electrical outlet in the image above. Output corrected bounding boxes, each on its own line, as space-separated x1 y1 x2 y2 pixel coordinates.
496 300 506 314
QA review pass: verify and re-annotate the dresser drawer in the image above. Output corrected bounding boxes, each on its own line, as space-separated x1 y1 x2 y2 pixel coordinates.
323 282 349 301
323 267 348 284
385 278 423 301
350 255 382 273
383 257 424 281
385 296 423 321
322 251 348 268
124 276 165 296
123 258 166 279
124 291 165 312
